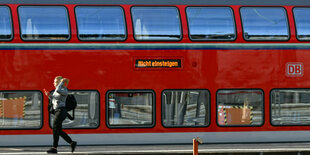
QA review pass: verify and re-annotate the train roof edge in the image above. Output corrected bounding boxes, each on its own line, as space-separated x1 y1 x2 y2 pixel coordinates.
1 0 310 6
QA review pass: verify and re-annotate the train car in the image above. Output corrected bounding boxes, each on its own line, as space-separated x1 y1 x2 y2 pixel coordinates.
1 0 310 146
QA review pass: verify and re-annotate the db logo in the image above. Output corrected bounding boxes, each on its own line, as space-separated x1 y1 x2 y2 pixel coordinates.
286 62 304 77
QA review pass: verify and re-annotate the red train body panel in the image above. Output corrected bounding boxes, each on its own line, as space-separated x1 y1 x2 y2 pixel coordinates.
0 0 310 146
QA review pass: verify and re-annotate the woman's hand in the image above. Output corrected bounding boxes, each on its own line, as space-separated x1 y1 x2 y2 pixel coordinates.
43 89 49 96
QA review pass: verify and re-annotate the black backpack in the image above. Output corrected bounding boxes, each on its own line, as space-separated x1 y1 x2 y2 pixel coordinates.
66 94 77 111
66 94 77 120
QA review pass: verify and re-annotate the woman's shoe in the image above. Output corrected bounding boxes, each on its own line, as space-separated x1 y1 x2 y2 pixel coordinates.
46 147 57 154
71 141 77 153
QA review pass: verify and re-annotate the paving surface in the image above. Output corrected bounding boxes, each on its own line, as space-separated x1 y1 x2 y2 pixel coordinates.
1 142 310 154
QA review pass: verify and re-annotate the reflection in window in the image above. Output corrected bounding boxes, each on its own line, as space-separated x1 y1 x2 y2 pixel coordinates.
107 91 154 127
271 89 310 125
19 6 70 40
75 6 126 40
217 90 263 126
0 91 42 129
241 7 289 40
50 91 99 128
131 7 181 40
294 8 310 40
0 6 12 40
162 90 209 127
186 7 236 40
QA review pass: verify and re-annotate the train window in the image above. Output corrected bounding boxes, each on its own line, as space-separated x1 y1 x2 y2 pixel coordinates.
107 90 155 128
186 7 236 41
75 6 126 41
162 90 210 127
240 7 289 41
0 6 12 40
271 89 310 126
131 7 181 41
217 89 264 126
49 91 99 129
0 91 42 129
293 8 310 41
18 6 70 41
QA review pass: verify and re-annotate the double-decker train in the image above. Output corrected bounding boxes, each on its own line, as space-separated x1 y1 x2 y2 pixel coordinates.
1 0 310 146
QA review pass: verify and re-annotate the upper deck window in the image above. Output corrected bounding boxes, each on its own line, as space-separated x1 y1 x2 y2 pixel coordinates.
293 8 310 41
131 7 181 41
75 6 126 41
18 6 70 41
186 7 236 41
0 6 12 40
240 7 289 41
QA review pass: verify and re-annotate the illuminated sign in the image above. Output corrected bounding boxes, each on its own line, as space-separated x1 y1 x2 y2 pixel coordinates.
135 59 181 68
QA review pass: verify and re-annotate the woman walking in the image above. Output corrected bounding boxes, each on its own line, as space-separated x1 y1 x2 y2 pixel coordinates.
44 76 77 154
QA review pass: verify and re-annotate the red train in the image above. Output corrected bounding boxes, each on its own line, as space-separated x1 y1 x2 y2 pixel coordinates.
1 0 310 146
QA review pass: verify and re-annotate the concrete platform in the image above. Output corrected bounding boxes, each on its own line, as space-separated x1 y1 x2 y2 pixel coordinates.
1 142 310 154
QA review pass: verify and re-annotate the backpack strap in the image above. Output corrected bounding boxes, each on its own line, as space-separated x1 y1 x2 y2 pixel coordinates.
67 109 75 120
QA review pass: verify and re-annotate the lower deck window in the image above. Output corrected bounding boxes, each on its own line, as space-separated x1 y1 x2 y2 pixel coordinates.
162 90 210 127
49 90 99 129
217 89 264 126
271 89 310 125
0 91 42 129
107 90 154 128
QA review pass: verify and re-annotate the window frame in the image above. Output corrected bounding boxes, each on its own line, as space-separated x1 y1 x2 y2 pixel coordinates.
185 6 237 42
240 6 290 41
18 5 71 41
293 7 310 41
0 90 43 130
48 90 100 129
130 6 183 42
216 89 265 127
270 88 310 126
0 5 13 41
106 90 156 129
161 89 211 128
74 5 127 42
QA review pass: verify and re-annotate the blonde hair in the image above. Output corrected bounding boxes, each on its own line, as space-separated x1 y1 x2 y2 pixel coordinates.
54 76 63 86
63 78 70 87
55 76 63 81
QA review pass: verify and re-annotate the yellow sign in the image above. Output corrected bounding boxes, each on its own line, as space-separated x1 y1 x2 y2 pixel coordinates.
136 59 181 68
